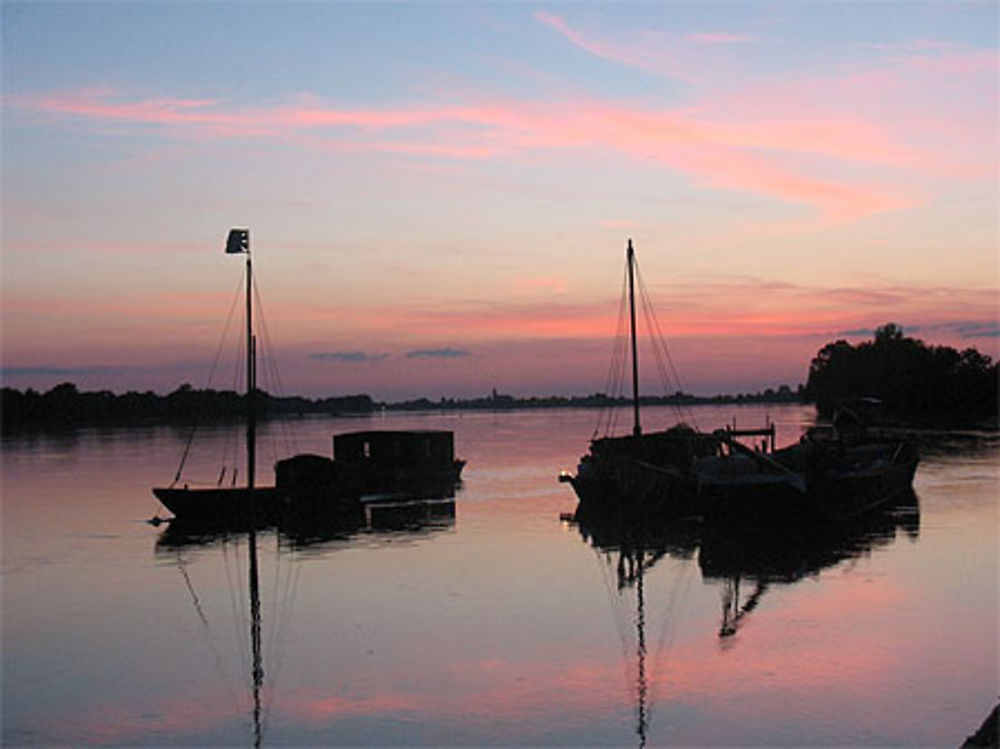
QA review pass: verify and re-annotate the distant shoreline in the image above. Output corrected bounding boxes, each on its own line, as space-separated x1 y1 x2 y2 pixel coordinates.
1 382 805 431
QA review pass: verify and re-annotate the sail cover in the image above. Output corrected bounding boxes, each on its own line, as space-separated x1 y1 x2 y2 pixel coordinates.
226 228 249 254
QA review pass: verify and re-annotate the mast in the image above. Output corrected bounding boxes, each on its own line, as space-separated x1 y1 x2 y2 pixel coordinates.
246 254 256 492
627 239 641 437
635 548 648 748
243 236 263 747
226 227 264 745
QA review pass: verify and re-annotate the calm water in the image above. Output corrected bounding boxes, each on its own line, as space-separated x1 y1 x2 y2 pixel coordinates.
2 405 997 747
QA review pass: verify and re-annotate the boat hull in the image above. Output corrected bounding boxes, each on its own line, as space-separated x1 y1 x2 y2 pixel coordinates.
565 434 919 527
153 486 282 523
567 462 700 520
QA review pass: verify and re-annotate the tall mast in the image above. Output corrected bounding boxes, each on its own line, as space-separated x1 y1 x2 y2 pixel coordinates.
627 239 641 437
224 227 263 746
243 235 263 747
246 253 256 491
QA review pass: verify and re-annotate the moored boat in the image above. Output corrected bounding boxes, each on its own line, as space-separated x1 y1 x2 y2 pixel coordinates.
276 429 465 507
152 229 282 523
560 240 918 525
561 240 795 519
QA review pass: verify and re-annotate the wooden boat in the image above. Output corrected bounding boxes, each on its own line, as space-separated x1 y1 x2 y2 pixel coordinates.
561 240 918 523
561 240 797 519
152 229 281 524
276 429 465 507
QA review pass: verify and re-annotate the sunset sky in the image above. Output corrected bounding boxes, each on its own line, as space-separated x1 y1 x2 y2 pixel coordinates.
3 2 997 400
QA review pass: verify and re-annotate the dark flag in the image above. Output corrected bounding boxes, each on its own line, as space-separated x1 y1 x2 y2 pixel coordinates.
226 228 249 254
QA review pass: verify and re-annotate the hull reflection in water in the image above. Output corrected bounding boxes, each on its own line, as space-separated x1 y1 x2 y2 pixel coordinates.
568 487 920 746
156 496 456 550
700 488 919 641
153 495 455 746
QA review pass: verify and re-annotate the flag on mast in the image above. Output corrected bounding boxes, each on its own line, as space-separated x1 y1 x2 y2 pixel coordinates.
226 228 250 254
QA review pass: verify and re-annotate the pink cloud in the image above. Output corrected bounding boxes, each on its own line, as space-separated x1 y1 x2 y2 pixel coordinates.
9 30 992 228
10 88 920 221
534 11 699 83
531 12 996 182
7 275 994 368
684 32 753 45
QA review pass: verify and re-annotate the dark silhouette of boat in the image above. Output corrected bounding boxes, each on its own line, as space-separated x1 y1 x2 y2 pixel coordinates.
150 231 465 525
561 240 918 524
275 429 465 511
561 240 808 519
152 229 282 524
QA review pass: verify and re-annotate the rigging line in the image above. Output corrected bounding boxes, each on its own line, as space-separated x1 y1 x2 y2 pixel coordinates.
633 266 675 395
597 265 630 438
647 559 696 711
640 270 698 429
250 279 283 466
637 282 686 426
652 559 695 660
229 317 248 476
175 551 241 710
173 275 245 485
635 265 699 429
609 278 631 438
602 265 631 438
265 533 296 669
252 275 298 458
593 548 635 690
273 544 304 660
266 532 284 652
261 535 284 734
223 534 252 694
263 547 305 733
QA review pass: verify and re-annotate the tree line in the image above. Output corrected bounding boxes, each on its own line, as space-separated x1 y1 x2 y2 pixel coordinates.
392 385 803 412
1 382 375 429
804 323 998 427
2 381 804 429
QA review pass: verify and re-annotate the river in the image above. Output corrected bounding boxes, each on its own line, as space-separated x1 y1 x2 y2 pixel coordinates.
2 404 997 747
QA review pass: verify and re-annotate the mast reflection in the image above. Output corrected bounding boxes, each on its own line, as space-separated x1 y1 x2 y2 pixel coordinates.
569 487 920 745
573 506 700 748
153 495 456 746
700 487 920 644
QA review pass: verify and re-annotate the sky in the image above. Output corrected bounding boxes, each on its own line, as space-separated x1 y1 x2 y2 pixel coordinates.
2 1 998 401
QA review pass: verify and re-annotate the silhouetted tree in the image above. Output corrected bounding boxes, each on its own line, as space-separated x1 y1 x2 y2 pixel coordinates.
805 323 998 426
1 383 375 429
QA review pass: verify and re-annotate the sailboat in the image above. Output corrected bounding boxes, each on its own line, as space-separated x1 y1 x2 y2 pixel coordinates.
152 229 280 523
561 240 918 523
561 240 792 519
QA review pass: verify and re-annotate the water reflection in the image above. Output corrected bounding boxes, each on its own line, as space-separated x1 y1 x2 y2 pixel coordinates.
153 496 455 747
157 497 456 551
702 489 919 643
570 488 920 746
571 513 700 748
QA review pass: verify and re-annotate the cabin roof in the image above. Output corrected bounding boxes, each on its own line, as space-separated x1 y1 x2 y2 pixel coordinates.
335 430 454 439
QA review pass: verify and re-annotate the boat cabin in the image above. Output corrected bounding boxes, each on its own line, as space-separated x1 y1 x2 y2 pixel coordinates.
334 430 457 468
